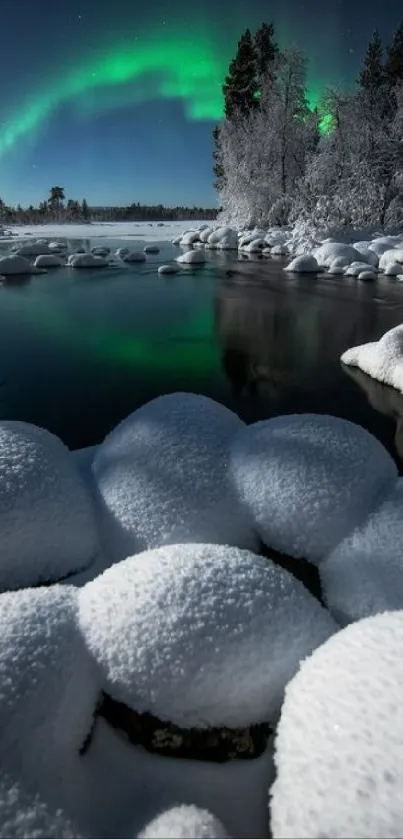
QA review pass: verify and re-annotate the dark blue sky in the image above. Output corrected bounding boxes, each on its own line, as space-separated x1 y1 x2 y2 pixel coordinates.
0 0 401 208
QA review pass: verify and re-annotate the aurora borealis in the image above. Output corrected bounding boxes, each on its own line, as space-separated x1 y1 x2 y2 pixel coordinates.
1 0 401 207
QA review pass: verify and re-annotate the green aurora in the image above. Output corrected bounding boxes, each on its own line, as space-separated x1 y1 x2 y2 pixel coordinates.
0 28 331 162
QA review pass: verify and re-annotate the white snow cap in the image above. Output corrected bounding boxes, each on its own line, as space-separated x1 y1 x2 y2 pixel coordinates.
321 479 403 624
379 248 403 271
358 270 377 281
137 805 230 839
384 262 403 276
122 251 146 263
198 227 213 242
34 254 64 268
0 255 31 275
0 421 99 590
176 250 206 264
92 392 256 559
78 543 336 729
341 324 403 394
180 231 201 245
270 610 403 839
345 261 374 276
206 227 237 247
158 264 180 274
0 586 98 785
313 242 363 268
15 243 52 256
284 255 319 273
69 254 108 268
229 414 397 564
368 236 400 255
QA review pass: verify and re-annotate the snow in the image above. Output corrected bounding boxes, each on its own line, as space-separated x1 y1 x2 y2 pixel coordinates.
369 236 402 255
271 244 287 255
137 805 230 838
345 261 374 276
91 246 111 256
0 421 99 590
15 243 52 256
284 255 319 273
229 414 397 564
91 392 257 560
379 248 403 271
181 231 201 245
122 251 146 262
270 610 403 838
341 324 403 394
69 254 108 268
313 243 364 268
384 262 403 276
34 254 64 267
144 246 160 254
327 265 345 275
358 270 377 281
5 220 214 244
176 250 206 264
158 264 180 274
206 227 237 247
78 543 336 729
331 256 351 268
115 247 130 258
0 255 32 275
242 239 266 253
0 776 82 839
199 227 214 242
320 479 403 624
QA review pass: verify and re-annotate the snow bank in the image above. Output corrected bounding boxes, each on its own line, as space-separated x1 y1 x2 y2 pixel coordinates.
176 250 206 264
314 243 363 268
320 479 403 624
270 610 403 838
34 254 64 268
92 393 257 559
78 543 336 729
284 255 319 273
369 236 402 255
0 255 31 275
69 254 108 268
0 421 99 590
229 414 397 564
137 805 230 839
341 324 403 394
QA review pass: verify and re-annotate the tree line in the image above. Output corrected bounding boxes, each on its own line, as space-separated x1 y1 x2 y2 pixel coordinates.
213 23 403 233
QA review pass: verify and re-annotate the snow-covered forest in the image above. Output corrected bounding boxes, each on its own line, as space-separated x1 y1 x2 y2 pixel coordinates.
213 24 403 236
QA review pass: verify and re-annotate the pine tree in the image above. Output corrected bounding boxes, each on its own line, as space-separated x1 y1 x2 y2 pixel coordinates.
222 29 258 119
385 22 403 101
358 31 386 91
212 125 225 191
254 22 279 86
81 198 90 220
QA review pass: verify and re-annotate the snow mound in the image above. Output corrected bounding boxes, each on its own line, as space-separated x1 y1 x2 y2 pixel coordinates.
92 392 256 559
158 264 180 274
49 241 67 251
216 231 238 249
358 270 377 281
314 243 362 268
123 251 146 263
379 248 403 271
34 254 64 268
91 246 110 256
327 265 345 275
137 805 230 839
0 586 98 787
345 261 373 276
0 421 99 590
144 246 160 254
116 247 130 258
369 236 401 255
15 243 52 256
384 262 403 276
320 479 403 624
69 254 108 268
341 324 403 393
271 244 287 255
270 610 403 838
181 231 201 245
284 255 319 273
78 543 336 728
229 414 397 564
176 250 206 264
242 239 266 253
0 255 31 275
331 256 351 268
206 227 237 247
199 227 213 243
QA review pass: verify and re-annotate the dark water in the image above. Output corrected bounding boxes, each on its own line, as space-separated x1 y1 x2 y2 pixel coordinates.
0 236 403 472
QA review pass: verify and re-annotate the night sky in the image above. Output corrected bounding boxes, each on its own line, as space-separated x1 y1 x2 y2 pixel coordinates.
0 0 401 208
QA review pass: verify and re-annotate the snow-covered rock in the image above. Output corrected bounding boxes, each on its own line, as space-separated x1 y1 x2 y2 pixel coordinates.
341 324 403 393
144 246 160 254
270 610 403 838
331 256 351 269
229 414 397 564
0 255 31 275
206 228 237 248
368 236 400 255
158 264 180 274
384 262 403 276
379 248 403 271
78 543 336 729
215 231 238 249
313 243 362 268
284 255 319 273
321 479 403 624
176 250 206 265
171 236 183 245
345 261 373 277
91 246 110 257
327 265 345 275
271 245 287 256
180 231 200 246
69 254 108 269
15 243 52 257
358 270 377 281
242 239 266 253
122 251 146 263
92 393 257 560
137 805 230 838
34 254 64 268
198 227 213 243
0 421 99 590
49 241 67 251
115 247 130 258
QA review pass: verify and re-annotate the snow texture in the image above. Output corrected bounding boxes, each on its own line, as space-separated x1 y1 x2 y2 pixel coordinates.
176 250 206 264
270 610 403 839
0 421 99 590
341 324 403 394
229 414 397 564
34 254 64 267
313 243 363 268
92 393 256 559
78 543 336 729
320 479 403 624
345 261 374 276
181 231 201 245
69 254 108 268
137 805 230 839
284 255 319 273
0 255 31 275
0 775 82 839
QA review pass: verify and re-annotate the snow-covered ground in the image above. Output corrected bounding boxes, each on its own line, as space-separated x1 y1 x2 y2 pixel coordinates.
0 220 210 244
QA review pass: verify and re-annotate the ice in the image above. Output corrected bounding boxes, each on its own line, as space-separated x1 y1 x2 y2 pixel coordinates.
313 243 363 268
270 610 403 838
92 393 256 559
176 249 206 264
34 254 64 267
6 220 213 244
341 324 403 394
69 254 108 268
284 255 319 273
320 479 403 624
158 264 180 274
0 255 31 275
137 805 230 838
78 543 336 729
0 421 99 590
229 414 397 564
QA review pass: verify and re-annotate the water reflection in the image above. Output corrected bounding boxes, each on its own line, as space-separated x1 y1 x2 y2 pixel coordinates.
343 366 403 462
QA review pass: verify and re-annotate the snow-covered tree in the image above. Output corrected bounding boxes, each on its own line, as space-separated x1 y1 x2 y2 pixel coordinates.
385 23 403 88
